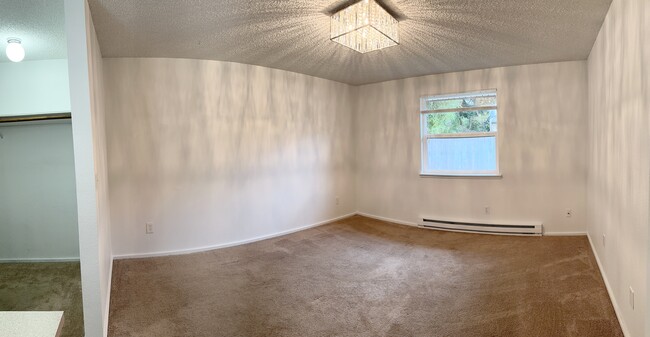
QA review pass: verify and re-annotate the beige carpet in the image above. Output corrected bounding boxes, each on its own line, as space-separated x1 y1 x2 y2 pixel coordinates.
0 262 84 337
108 215 623 337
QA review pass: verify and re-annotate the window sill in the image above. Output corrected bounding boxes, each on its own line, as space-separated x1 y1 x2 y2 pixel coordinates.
420 172 503 178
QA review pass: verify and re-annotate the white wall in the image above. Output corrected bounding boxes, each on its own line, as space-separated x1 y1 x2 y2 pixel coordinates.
355 61 588 234
65 0 112 335
88 2 113 334
0 121 79 261
103 58 356 257
587 0 649 335
0 59 70 116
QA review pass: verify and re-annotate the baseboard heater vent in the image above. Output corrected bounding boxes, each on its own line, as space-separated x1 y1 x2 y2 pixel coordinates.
420 218 543 236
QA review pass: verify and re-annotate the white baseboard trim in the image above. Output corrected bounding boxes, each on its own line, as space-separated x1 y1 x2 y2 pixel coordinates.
103 254 113 337
114 213 357 260
355 212 418 227
0 257 80 263
543 231 587 236
587 234 629 337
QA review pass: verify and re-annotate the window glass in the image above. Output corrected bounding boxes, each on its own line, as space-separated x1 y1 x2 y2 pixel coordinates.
420 90 499 176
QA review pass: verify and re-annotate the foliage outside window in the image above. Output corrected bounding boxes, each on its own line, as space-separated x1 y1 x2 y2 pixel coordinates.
420 90 499 176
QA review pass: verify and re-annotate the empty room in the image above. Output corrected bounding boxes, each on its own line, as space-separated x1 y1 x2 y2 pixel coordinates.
0 0 648 336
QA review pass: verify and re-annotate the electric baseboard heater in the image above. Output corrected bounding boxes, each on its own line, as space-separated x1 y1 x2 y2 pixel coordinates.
420 217 543 236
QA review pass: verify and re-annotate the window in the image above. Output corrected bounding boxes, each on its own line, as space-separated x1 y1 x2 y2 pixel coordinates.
420 90 499 176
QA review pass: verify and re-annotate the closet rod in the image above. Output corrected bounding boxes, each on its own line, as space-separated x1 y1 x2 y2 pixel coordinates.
0 113 71 124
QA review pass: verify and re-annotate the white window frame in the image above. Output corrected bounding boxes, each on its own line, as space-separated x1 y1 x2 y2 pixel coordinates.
420 90 500 177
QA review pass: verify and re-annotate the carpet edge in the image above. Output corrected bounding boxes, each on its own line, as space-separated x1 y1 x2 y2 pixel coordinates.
112 213 358 260
587 233 630 337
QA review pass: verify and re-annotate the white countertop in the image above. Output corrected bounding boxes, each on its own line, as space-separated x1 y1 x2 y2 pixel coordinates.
0 312 64 337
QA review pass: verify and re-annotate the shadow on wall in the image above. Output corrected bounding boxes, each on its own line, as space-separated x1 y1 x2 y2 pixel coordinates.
104 58 356 256
586 0 649 335
0 122 79 260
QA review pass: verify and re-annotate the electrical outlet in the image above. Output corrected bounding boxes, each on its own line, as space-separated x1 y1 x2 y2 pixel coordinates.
484 206 490 214
602 234 606 247
565 209 572 217
146 222 154 234
629 287 635 309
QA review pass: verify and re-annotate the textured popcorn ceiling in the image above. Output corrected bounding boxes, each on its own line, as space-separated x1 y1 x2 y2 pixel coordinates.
0 0 66 62
88 0 611 85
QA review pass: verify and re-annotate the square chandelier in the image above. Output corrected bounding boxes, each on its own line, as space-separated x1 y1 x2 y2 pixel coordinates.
330 0 399 54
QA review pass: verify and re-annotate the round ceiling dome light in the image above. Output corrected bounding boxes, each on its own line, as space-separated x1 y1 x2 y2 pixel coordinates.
6 38 25 62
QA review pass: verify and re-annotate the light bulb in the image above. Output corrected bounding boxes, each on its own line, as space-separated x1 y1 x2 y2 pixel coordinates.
6 39 25 62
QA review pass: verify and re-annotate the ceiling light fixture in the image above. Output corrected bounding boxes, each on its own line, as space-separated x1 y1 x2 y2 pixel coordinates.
6 38 25 62
330 0 399 54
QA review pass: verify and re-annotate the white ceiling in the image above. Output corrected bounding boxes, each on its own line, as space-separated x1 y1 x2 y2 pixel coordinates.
0 0 66 62
88 0 612 85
